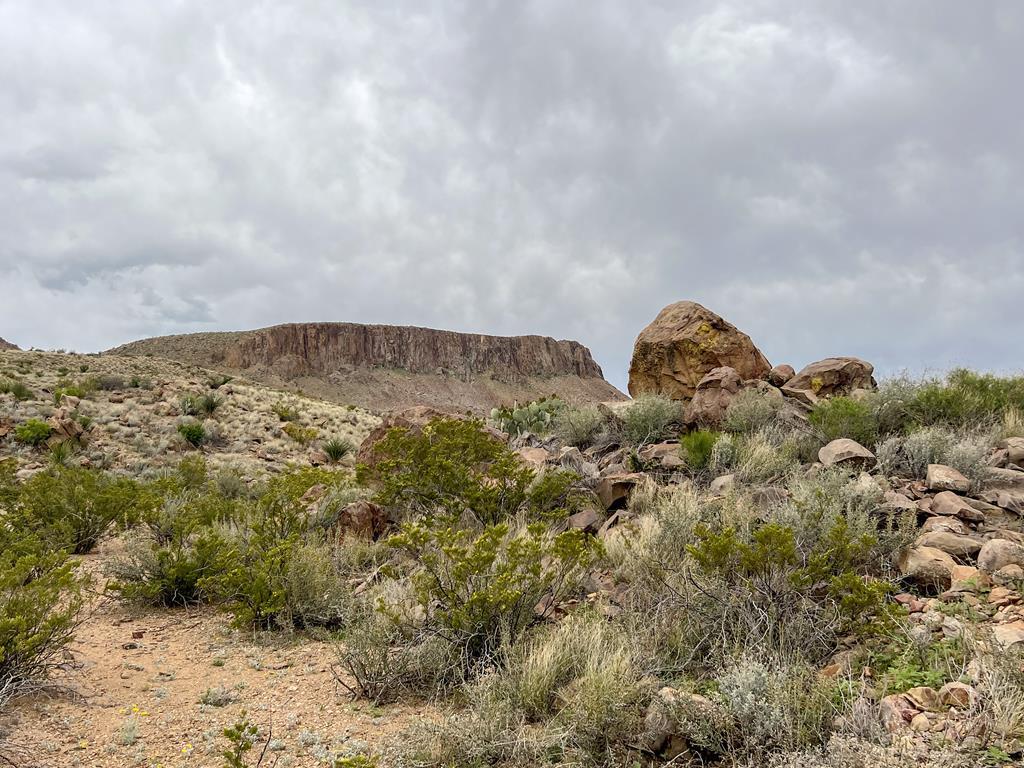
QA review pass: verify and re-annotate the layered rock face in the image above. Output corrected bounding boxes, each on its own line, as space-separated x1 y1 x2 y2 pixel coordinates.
111 323 625 413
627 301 771 400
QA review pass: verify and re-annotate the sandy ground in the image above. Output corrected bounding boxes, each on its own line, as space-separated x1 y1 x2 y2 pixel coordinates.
1 548 430 768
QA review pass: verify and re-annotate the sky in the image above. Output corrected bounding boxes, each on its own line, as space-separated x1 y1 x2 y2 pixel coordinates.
2 1 1022 391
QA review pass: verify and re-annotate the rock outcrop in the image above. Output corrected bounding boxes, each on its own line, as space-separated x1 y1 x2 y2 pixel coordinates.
0 337 18 351
110 323 626 413
783 357 875 397
627 302 771 400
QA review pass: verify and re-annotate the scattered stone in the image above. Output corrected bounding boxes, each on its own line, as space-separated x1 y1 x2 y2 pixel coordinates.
977 538 1024 572
930 491 985 522
818 438 875 468
916 531 982 558
920 516 969 536
683 366 742 427
879 693 917 732
784 357 875 397
627 301 771 400
335 500 388 540
999 437 1024 466
926 464 971 494
767 364 795 387
780 386 819 407
993 563 1024 585
595 473 644 510
566 508 604 534
992 620 1024 649
883 491 919 513
709 474 736 494
516 446 551 467
938 681 977 710
897 546 957 589
638 442 686 471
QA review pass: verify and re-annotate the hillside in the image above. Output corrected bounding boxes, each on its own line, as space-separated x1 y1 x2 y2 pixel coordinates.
109 323 626 413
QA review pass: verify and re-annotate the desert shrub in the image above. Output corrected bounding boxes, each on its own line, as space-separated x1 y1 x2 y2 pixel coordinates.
875 426 990 489
490 397 564 436
877 369 1024 430
0 529 84 709
672 656 840 762
199 468 342 629
207 374 233 389
358 418 537 525
322 437 354 462
47 439 77 467
387 518 596 665
196 393 223 417
808 397 879 446
95 374 126 391
552 404 607 448
865 630 966 698
621 394 683 446
734 429 801 484
177 421 206 447
281 542 353 629
272 401 300 422
14 418 52 447
0 379 32 401
410 611 648 767
108 529 222 607
14 467 149 554
282 422 318 445
680 430 719 471
724 388 785 434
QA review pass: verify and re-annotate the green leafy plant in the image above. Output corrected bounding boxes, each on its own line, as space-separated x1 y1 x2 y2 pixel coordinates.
0 528 85 708
221 711 270 768
621 394 683 446
14 418 52 447
0 379 32 401
272 402 300 422
680 430 720 471
178 421 206 448
552 405 607 447
490 397 564 436
323 437 355 463
283 422 318 445
387 519 596 663
808 396 879 445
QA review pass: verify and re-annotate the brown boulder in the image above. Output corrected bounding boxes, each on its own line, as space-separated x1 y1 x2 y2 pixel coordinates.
818 438 875 468
926 464 971 493
767 364 795 387
595 472 645 510
897 546 957 588
785 357 875 397
683 366 742 427
335 500 389 540
627 302 770 400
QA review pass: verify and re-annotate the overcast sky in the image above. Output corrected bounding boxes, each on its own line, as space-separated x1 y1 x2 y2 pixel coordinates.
2 1 1022 390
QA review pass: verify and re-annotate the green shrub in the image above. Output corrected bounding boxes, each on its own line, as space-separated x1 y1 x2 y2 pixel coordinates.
0 530 84 708
0 379 32 401
490 397 563 436
387 519 596 664
281 542 353 629
14 418 52 447
196 393 223 417
178 421 206 447
323 438 355 462
107 526 223 607
282 422 317 445
808 396 878 445
358 418 536 525
552 405 607 447
621 394 683 445
680 430 719 471
723 388 785 434
878 369 1024 430
14 467 150 554
272 402 300 422
95 374 126 391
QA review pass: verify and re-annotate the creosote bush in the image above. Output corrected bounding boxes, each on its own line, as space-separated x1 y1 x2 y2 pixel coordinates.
177 421 206 447
14 418 52 447
621 394 683 446
680 429 719 471
808 396 879 446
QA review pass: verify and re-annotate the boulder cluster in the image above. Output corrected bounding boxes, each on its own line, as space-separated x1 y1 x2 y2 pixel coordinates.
627 300 876 427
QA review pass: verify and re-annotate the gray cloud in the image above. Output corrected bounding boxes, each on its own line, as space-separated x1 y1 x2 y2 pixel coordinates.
2 0 1022 389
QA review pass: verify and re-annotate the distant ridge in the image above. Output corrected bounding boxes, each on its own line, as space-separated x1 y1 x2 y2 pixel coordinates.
109 322 626 413
0 337 19 351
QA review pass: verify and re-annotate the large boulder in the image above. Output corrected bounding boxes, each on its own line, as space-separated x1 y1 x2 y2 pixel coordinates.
926 464 972 494
784 357 875 397
627 302 770 401
977 539 1024 573
897 546 957 589
818 438 875 468
683 366 742 427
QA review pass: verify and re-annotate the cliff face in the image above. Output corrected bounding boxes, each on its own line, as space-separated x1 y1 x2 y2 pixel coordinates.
110 323 625 412
219 323 607 381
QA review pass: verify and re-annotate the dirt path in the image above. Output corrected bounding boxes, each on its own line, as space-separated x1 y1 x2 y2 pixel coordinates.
1 551 430 768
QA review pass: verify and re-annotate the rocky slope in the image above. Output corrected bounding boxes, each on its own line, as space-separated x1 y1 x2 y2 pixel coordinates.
110 323 625 413
0 338 18 351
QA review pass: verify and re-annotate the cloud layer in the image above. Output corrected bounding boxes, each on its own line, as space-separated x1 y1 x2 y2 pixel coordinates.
2 1 1022 389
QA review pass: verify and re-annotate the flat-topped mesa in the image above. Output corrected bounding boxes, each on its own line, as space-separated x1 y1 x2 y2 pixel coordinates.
223 323 605 381
110 322 625 412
